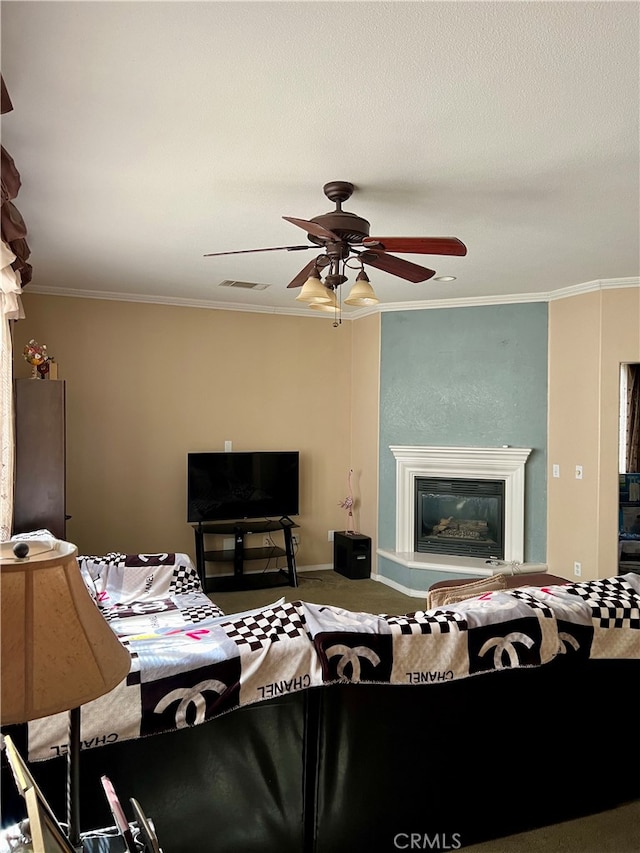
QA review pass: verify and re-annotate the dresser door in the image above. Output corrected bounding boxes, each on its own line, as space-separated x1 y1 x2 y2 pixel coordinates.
13 379 66 540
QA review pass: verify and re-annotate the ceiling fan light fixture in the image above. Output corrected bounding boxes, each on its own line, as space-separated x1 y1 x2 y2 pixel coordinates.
205 182 467 312
295 271 332 303
344 270 379 306
308 287 339 312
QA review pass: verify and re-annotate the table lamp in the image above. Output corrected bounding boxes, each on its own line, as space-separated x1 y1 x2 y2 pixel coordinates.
1 538 131 850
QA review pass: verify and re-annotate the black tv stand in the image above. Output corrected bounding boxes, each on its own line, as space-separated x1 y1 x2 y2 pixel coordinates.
192 518 299 593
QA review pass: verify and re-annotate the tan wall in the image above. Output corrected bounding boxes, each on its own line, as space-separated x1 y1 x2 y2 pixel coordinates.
349 313 380 561
12 294 357 569
548 287 640 580
15 285 638 580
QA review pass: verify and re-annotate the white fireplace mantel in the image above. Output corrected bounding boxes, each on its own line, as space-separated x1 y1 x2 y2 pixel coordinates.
390 445 532 563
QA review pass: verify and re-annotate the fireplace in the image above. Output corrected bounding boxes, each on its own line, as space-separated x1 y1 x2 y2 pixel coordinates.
415 477 505 559
390 445 532 565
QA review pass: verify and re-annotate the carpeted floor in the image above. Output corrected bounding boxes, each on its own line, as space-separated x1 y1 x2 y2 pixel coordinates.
461 799 640 852
207 567 422 616
207 569 640 853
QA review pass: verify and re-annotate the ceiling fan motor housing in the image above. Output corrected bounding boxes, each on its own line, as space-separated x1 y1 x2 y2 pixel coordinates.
308 210 371 245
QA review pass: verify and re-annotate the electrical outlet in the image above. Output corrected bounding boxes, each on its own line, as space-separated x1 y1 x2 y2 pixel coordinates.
552 464 560 478
328 530 335 542
575 465 583 479
574 561 582 577
291 534 300 547
263 535 272 547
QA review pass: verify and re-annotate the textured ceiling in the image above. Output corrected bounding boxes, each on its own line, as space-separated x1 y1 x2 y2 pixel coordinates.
1 1 638 315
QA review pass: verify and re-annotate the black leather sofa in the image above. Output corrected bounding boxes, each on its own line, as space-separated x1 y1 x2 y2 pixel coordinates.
2 655 639 852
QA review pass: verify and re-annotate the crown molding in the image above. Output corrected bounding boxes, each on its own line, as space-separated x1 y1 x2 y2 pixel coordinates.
19 285 351 319
22 276 639 317
376 276 640 313
546 277 640 300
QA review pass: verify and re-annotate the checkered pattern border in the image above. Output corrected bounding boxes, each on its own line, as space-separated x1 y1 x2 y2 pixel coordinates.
590 606 640 629
181 603 225 623
566 576 640 629
169 562 201 594
122 642 141 685
80 551 127 568
222 603 308 651
568 576 636 600
506 589 555 618
383 609 468 635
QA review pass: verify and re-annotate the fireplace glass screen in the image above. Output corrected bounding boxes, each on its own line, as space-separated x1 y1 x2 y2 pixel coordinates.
415 477 505 559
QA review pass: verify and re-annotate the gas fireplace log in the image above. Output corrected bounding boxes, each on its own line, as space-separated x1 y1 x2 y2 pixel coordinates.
432 517 454 534
432 518 489 538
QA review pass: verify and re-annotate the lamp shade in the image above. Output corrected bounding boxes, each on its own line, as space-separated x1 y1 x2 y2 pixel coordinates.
308 288 339 312
344 273 379 306
295 272 332 303
0 540 131 725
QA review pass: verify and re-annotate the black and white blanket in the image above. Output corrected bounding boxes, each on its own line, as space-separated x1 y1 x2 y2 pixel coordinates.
27 561 640 762
77 550 225 635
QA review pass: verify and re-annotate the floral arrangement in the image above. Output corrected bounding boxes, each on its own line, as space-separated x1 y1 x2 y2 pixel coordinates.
23 339 53 378
338 468 356 534
23 339 48 366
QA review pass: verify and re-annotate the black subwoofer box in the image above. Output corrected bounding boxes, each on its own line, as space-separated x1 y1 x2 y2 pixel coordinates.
333 531 371 579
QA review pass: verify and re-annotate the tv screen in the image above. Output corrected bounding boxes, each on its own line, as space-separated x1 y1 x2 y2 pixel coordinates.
187 451 300 523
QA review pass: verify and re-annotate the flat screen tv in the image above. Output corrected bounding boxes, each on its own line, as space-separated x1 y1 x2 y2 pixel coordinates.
187 451 300 523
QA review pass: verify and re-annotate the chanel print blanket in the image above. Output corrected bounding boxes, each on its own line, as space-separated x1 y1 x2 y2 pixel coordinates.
27 571 640 761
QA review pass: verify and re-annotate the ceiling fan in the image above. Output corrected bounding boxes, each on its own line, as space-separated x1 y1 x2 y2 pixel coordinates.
204 181 467 291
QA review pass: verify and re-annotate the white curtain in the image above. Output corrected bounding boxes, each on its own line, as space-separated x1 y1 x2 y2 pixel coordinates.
0 239 23 541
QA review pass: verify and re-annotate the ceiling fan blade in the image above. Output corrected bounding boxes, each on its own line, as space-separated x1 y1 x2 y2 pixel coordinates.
359 250 436 283
204 245 312 257
362 237 467 256
286 255 331 288
283 216 339 242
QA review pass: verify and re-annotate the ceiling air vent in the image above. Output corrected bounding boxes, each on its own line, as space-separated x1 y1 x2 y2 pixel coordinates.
218 280 270 291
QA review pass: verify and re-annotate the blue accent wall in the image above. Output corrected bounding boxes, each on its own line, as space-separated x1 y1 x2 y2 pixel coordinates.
378 303 548 583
